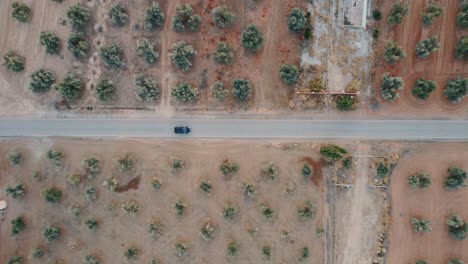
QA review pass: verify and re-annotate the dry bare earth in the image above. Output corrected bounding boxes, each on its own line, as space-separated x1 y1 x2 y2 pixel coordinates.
0 138 325 263
372 0 468 118
0 0 305 116
388 142 468 263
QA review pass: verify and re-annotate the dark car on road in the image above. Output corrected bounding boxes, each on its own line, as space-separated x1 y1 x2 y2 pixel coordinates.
174 126 191 135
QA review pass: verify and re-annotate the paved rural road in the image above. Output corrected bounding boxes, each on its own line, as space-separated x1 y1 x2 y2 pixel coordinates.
1 118 468 139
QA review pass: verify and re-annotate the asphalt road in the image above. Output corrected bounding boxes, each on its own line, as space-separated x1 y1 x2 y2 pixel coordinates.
1 118 468 139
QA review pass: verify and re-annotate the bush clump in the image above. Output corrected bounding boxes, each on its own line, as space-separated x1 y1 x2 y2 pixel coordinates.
455 36 468 60
109 4 128 26
299 247 310 262
444 77 467 104
335 95 356 111
54 74 82 100
122 200 140 215
199 179 212 194
259 202 274 218
85 217 98 232
40 32 61 55
446 215 467 240
99 43 125 68
200 220 216 240
172 4 201 32
220 160 239 176
124 248 139 260
116 153 135 172
262 162 278 181
66 4 91 29
31 247 44 259
241 181 257 198
320 145 348 161
136 38 159 64
227 241 239 256
214 42 234 65
175 241 190 257
223 202 239 221
262 245 271 260
212 5 235 28
415 36 440 59
95 79 115 101
242 24 264 51
7 152 23 165
381 73 404 102
102 177 119 191
172 82 199 103
147 221 163 238
448 259 465 264
150 177 163 190
11 216 26 235
29 69 55 93
144 2 165 30
420 3 443 25
85 186 97 201
170 41 197 71
43 225 61 242
68 32 89 58
211 81 228 101
297 200 316 220
11 2 31 22
5 183 26 199
7 256 23 264
280 64 299 85
67 174 82 186
83 255 101 264
410 217 432 232
384 41 406 64
288 7 307 33
412 78 436 100
174 199 187 216
444 167 467 190
3 51 25 72
135 74 160 102
232 78 252 102
42 187 62 203
457 1 468 28
372 9 382 21
302 162 313 178
408 173 431 189
387 2 408 25
376 162 390 178
46 149 63 165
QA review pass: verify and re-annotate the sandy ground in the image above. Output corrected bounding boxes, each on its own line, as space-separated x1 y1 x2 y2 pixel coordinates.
387 142 468 263
0 138 326 263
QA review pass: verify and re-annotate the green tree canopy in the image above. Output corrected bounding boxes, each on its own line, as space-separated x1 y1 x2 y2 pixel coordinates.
135 74 160 102
68 32 89 58
412 78 436 100
232 78 252 102
172 4 201 32
66 3 91 29
170 41 197 71
212 5 235 28
144 2 165 30
3 51 25 72
242 24 264 51
40 31 61 55
381 73 404 102
54 74 82 100
172 82 199 103
279 64 299 85
444 77 467 104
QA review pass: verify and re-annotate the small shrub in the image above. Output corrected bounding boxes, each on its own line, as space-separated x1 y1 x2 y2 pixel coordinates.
11 216 26 236
297 200 316 220
70 204 81 220
262 162 278 181
150 177 163 190
444 77 467 104
335 95 355 111
199 179 212 194
68 32 89 58
384 41 406 64
172 82 199 103
67 174 82 186
455 36 468 60
83 157 99 175
144 2 165 30
116 153 135 172
122 200 140 215
408 173 431 189
31 247 44 258
43 225 61 242
95 79 115 101
411 217 432 232
416 260 428 264
85 217 98 232
109 4 128 26
320 144 348 161
232 78 252 102
174 200 187 216
211 81 228 101
376 162 390 178
308 77 326 92
288 7 307 32
262 245 271 260
147 221 163 238
220 160 239 176
343 157 353 169
214 41 234 65
372 29 380 39
279 64 299 85
172 4 201 32
387 2 408 25
84 186 97 201
412 78 436 100
7 256 23 264
136 38 159 64
301 162 313 178
420 3 443 25
3 51 25 72
444 167 467 190
11 2 31 22
54 74 83 100
372 9 382 21
259 202 274 218
299 247 310 262
212 5 235 28
223 202 239 221
171 158 185 170
175 241 189 257
135 74 160 102
7 152 23 165
42 187 62 203
170 41 197 71
124 248 139 260
40 32 61 55
99 43 125 68
381 73 404 102
5 183 26 199
241 181 257 198
83 255 101 264
29 69 55 93
200 220 216 241
242 24 264 51
448 259 465 264
66 4 91 29
102 177 119 191
446 215 467 240
227 241 239 256
415 36 440 59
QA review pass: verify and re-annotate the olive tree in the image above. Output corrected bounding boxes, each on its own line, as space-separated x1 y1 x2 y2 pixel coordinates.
220 160 239 176
172 4 201 32
171 82 199 103
83 255 101 264
135 74 160 102
242 24 264 51
288 7 307 33
448 259 465 264
11 2 31 23
214 42 233 65
455 36 468 60
444 167 467 190
29 69 55 93
200 220 216 240
384 41 406 64
46 149 62 165
211 81 228 101
7 152 23 165
408 173 431 188
297 200 316 220
457 1 468 28
85 217 98 232
381 73 404 102
280 64 299 85
7 256 23 264
335 95 355 111
444 77 467 103
136 38 159 63
109 4 128 26
175 241 190 257
5 183 26 199
66 3 91 29
11 216 26 235
144 2 165 30
446 215 467 240
54 74 83 100
410 217 432 232
40 32 61 55
68 32 89 58
3 51 25 72
212 5 235 28
387 2 408 25
43 225 61 242
124 247 139 260
412 78 436 100
42 187 62 203
415 36 440 59
420 3 443 26
170 41 197 71
232 78 252 102
99 43 125 68
116 153 135 172
95 79 115 101
320 145 348 161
